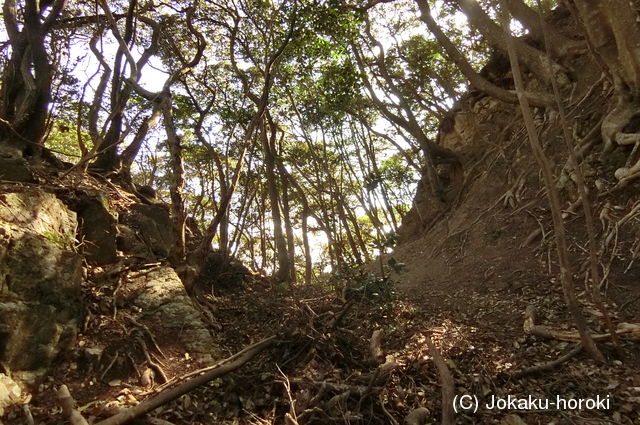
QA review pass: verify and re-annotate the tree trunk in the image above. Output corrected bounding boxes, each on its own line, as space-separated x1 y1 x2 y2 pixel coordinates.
260 195 268 273
161 96 187 263
572 0 640 93
415 0 553 107
92 0 137 171
456 0 566 85
283 168 314 284
300 202 313 284
499 1 604 362
503 0 580 57
0 0 64 155
336 195 363 265
275 153 297 283
261 120 291 283
280 182 297 283
362 131 399 232
120 103 162 174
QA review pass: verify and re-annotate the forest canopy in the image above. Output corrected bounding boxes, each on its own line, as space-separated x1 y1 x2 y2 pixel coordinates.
1 0 639 287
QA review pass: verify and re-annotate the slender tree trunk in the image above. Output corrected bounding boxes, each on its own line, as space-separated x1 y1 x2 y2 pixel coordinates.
88 31 111 152
260 193 268 273
280 169 297 283
93 0 136 171
345 204 370 262
161 96 186 262
273 125 297 282
336 196 363 265
120 102 162 173
283 168 314 284
362 131 399 232
261 120 291 283
300 202 313 284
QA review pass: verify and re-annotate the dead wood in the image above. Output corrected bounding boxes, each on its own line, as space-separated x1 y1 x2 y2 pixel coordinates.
93 336 276 425
56 385 89 425
424 336 455 425
524 305 640 342
369 329 385 365
511 343 582 378
328 299 355 328
277 364 300 425
292 379 379 396
372 397 396 425
620 295 640 313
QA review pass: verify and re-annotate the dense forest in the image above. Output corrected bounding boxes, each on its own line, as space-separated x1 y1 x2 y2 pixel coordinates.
1 0 640 424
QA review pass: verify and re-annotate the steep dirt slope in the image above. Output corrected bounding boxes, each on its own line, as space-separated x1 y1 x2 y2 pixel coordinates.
382 39 640 424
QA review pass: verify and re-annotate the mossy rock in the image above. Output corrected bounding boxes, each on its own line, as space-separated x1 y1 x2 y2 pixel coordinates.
76 194 118 264
0 157 33 182
124 204 176 258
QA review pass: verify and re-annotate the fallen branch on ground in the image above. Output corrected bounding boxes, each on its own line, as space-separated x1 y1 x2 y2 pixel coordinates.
57 385 89 425
511 343 582 378
369 329 385 365
93 335 277 425
425 335 454 425
523 306 640 342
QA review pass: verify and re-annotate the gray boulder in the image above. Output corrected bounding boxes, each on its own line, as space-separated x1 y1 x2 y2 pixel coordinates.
122 204 176 258
0 157 33 182
76 193 118 264
0 190 82 373
129 266 217 362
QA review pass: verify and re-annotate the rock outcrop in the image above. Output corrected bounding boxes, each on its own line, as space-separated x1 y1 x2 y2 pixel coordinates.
0 170 220 418
120 203 176 259
0 189 83 373
74 192 118 265
128 266 218 362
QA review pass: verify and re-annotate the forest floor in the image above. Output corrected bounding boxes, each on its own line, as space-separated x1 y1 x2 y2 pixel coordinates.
26 240 640 425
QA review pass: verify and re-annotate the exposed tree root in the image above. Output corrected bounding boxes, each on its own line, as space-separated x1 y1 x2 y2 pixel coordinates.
277 365 300 425
136 337 168 385
600 97 640 155
126 315 167 360
520 196 581 248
